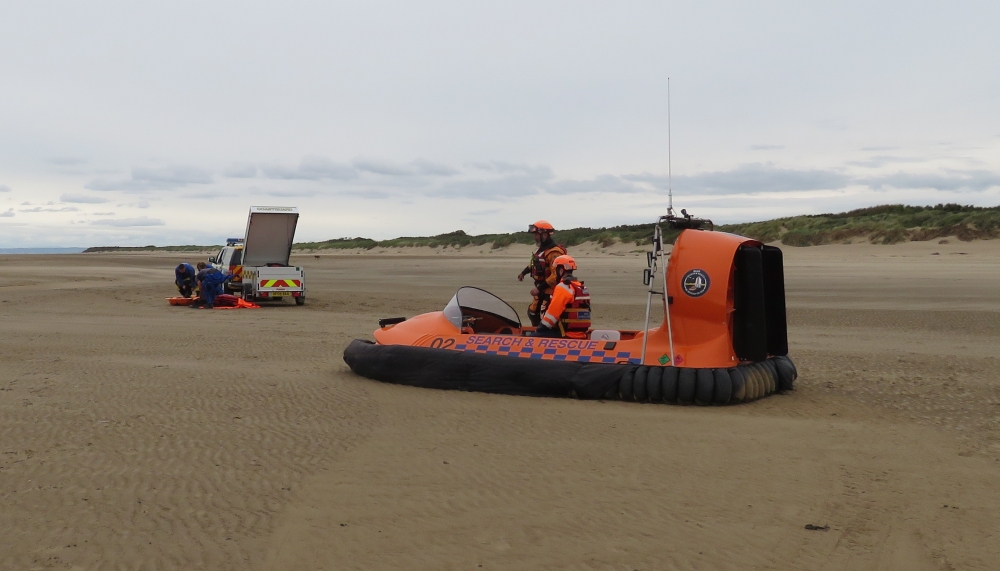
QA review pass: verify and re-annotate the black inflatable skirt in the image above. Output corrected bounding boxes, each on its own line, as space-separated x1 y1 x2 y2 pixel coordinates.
344 339 797 405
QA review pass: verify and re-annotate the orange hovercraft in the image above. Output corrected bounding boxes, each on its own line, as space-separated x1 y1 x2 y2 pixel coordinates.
344 210 797 405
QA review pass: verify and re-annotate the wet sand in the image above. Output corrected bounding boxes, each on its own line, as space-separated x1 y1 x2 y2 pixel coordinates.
1 239 999 570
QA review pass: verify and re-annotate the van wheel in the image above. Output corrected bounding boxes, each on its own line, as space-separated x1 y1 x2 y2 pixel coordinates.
241 284 253 301
295 296 305 306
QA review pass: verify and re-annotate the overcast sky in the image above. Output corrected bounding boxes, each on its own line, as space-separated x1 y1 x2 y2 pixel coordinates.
1 1 998 246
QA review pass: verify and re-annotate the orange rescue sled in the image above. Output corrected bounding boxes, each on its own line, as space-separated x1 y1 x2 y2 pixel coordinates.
166 296 260 309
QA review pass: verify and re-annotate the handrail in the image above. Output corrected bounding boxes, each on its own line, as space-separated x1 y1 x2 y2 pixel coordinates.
640 222 675 366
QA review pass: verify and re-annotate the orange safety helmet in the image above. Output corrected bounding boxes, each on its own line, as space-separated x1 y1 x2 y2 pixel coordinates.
528 220 555 233
552 254 577 272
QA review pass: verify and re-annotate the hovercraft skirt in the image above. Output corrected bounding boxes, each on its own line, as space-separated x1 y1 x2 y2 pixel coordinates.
343 339 796 405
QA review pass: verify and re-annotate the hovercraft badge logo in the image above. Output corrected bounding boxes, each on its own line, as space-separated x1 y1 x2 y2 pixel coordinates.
681 269 710 297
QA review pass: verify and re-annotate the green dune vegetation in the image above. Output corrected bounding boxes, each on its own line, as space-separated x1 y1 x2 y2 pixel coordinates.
725 203 1000 246
83 204 1000 253
292 227 652 251
295 203 1000 250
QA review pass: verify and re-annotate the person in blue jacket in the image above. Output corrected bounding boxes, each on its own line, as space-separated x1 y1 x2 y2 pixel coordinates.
193 262 229 309
174 263 197 298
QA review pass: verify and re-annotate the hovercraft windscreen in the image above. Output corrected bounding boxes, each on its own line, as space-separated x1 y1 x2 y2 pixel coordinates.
445 287 521 329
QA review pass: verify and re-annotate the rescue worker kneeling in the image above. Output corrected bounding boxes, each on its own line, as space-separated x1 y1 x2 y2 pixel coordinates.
174 263 198 298
192 262 229 309
529 255 591 338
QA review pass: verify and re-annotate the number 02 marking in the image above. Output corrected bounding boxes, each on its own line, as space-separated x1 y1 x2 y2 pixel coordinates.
429 337 455 349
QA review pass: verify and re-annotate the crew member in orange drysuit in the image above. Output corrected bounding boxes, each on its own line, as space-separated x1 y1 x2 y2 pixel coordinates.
516 220 567 327
530 255 592 338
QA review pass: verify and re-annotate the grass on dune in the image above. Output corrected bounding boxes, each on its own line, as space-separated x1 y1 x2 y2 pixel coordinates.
83 203 1000 253
724 203 1000 246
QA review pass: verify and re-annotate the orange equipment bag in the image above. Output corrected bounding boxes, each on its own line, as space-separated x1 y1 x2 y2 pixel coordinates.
214 298 260 309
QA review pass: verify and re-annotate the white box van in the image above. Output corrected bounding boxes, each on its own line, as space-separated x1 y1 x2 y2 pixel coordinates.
216 206 306 305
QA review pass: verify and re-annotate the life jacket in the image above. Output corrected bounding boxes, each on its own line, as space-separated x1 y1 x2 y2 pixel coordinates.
529 242 567 283
558 279 591 335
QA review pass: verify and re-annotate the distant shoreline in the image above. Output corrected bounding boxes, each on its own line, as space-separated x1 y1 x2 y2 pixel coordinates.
0 248 86 255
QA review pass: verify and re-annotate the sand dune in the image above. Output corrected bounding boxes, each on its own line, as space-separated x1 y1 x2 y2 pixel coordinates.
1 239 998 569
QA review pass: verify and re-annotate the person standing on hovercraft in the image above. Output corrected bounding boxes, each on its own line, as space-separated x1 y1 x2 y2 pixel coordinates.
174 263 198 298
517 220 567 327
531 255 591 338
192 262 228 309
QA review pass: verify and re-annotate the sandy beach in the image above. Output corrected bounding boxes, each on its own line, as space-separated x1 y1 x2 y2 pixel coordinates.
2 239 999 570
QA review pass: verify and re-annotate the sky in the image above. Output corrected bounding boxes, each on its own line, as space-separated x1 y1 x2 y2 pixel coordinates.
1 0 998 247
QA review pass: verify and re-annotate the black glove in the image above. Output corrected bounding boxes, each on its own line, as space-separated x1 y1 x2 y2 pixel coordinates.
530 325 551 337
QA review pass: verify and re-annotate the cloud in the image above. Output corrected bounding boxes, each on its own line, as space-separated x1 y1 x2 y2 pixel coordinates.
353 158 414 176
86 165 214 192
182 190 235 199
260 157 358 181
418 162 558 200
47 157 87 166
93 212 116 216
626 163 852 194
242 157 460 183
131 166 212 184
431 172 554 200
846 155 923 168
859 170 1000 192
412 159 460 176
0 184 10 193
357 190 392 200
623 163 1000 197
223 163 258 178
19 206 80 212
749 144 784 151
860 146 899 152
547 174 645 195
467 208 501 216
0 208 13 217
468 161 554 178
351 158 461 177
91 216 165 227
60 193 110 204
249 187 321 198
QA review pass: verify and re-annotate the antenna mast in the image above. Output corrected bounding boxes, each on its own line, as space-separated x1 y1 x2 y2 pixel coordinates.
667 77 673 216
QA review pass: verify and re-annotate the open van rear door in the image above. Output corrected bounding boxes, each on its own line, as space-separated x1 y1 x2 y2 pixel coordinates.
242 206 299 267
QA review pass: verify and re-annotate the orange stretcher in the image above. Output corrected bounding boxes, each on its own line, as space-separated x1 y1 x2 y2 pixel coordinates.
165 297 260 309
